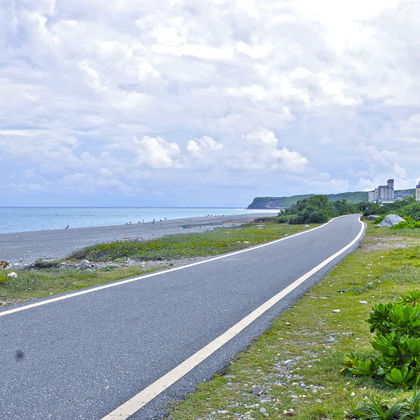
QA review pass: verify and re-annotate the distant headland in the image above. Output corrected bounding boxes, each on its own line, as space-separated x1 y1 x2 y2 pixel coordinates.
247 188 416 209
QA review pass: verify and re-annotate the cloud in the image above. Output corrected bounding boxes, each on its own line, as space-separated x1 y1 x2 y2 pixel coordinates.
187 136 223 166
0 1 419 205
134 136 181 168
239 129 308 172
185 130 308 173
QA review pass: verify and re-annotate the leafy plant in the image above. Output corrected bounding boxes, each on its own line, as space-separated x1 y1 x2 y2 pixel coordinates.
349 391 420 419
398 291 420 306
343 292 420 389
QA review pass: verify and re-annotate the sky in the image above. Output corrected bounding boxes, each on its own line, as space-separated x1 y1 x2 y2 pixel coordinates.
1 0 419 207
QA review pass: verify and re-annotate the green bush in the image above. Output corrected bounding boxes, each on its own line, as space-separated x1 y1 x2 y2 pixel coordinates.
307 210 329 223
276 214 291 223
392 220 420 230
342 291 420 389
373 214 386 224
284 195 358 224
402 202 420 221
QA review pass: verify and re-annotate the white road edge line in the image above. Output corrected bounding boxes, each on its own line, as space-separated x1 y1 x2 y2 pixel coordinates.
102 218 365 419
0 215 344 318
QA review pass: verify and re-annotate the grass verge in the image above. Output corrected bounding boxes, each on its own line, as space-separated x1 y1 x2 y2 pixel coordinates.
0 219 312 304
0 266 163 303
167 222 420 419
69 220 312 261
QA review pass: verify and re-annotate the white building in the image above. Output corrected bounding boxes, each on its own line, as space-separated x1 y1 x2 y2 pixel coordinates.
368 179 394 204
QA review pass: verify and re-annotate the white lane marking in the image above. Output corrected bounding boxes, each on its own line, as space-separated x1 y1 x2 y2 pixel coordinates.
0 216 344 318
103 218 365 419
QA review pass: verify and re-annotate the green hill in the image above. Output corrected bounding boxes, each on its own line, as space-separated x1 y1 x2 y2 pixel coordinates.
247 189 415 209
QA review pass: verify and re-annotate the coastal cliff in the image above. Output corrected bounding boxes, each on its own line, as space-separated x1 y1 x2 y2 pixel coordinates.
247 189 415 209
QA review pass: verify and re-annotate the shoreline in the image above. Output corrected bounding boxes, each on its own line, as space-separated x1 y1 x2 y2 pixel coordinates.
0 213 275 265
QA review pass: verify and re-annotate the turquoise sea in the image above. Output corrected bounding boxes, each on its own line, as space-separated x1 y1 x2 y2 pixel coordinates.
0 207 277 234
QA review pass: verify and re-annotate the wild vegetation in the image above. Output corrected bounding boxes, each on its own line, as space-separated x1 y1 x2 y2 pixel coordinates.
361 198 420 221
277 195 358 224
69 220 310 262
0 265 160 302
350 391 420 419
342 290 420 389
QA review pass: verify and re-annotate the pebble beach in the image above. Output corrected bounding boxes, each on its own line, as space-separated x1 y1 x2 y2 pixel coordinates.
0 213 274 265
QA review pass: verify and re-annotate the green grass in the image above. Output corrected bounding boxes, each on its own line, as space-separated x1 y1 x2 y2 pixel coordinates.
0 219 313 303
69 220 313 262
167 223 420 419
369 223 420 238
0 266 162 302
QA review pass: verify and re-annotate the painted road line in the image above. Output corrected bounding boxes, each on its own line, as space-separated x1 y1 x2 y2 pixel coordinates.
0 216 342 318
103 218 366 419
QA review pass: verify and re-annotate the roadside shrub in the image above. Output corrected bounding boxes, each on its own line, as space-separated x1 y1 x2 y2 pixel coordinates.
307 210 329 223
402 202 420 221
373 214 386 224
276 214 291 223
284 195 358 224
342 291 420 389
392 220 420 230
363 199 420 220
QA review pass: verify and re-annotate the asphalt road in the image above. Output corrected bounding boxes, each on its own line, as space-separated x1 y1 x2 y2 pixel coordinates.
0 214 364 419
0 213 273 265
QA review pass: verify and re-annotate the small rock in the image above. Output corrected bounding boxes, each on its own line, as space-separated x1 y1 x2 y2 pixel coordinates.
359 300 368 304
350 392 355 397
218 409 229 414
283 408 295 416
259 407 266 413
332 309 340 313
80 259 91 269
0 261 9 269
7 272 17 278
324 336 336 343
252 385 262 395
315 398 322 403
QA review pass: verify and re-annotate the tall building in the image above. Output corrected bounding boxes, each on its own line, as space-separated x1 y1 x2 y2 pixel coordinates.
416 181 420 201
368 179 394 204
368 189 377 202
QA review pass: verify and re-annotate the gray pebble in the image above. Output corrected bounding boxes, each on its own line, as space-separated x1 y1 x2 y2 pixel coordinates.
252 385 262 395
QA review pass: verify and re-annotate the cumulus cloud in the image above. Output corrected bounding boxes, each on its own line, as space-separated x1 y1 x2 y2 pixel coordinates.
239 129 308 172
134 136 181 168
185 130 307 173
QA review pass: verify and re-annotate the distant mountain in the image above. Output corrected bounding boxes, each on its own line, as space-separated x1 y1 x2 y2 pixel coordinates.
247 189 416 209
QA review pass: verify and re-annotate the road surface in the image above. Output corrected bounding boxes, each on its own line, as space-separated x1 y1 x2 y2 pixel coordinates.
0 214 364 419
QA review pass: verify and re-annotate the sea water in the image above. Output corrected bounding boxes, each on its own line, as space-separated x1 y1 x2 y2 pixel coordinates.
0 207 278 234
